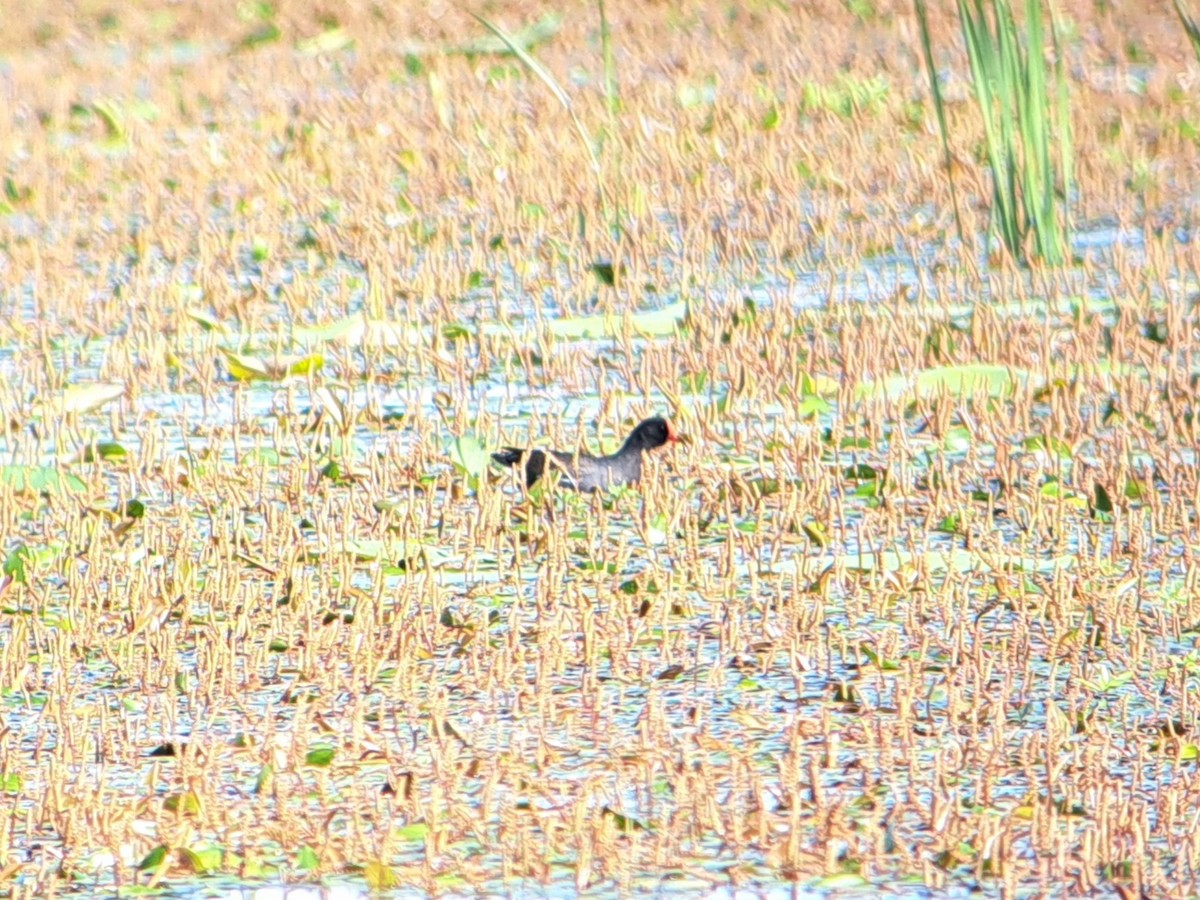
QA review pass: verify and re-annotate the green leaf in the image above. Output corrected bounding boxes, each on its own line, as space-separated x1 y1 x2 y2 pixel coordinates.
253 764 274 795
0 465 87 494
298 26 354 55
249 235 270 262
442 322 473 341
1022 435 1073 459
181 845 222 874
858 364 1036 403
117 499 146 519
449 434 490 479
3 545 32 583
601 806 650 832
802 521 829 547
801 371 841 396
295 315 423 349
395 822 430 842
90 98 127 146
942 426 973 453
646 512 669 545
296 845 319 871
243 447 282 466
185 308 227 333
164 791 201 815
326 538 451 569
33 382 125 419
589 261 617 286
80 441 128 462
240 23 281 49
305 744 335 767
810 873 868 889
935 514 963 534
502 300 688 340
138 845 170 871
842 463 878 481
796 394 831 418
364 860 399 889
220 348 324 381
319 460 351 485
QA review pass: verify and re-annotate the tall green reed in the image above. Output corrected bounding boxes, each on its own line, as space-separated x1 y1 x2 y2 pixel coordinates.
1173 0 1200 64
915 0 1073 266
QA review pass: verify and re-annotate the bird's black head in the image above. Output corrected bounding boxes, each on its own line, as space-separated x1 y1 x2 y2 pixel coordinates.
625 416 680 452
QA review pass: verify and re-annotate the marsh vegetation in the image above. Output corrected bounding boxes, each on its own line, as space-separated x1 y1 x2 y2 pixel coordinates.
3 1 1200 896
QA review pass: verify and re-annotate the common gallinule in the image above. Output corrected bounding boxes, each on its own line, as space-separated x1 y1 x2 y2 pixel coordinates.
491 416 682 492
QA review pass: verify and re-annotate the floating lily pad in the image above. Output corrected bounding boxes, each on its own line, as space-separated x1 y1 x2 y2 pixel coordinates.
1022 435 1073 459
243 448 282 466
858 364 1038 403
395 822 429 842
33 382 125 419
296 315 425 349
482 300 687 341
548 300 687 339
221 348 323 381
180 845 223 875
0 465 87 494
319 538 452 570
801 371 841 397
77 441 129 463
298 26 354 55
810 873 869 889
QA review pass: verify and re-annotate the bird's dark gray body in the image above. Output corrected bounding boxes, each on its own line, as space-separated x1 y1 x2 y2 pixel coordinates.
491 417 679 492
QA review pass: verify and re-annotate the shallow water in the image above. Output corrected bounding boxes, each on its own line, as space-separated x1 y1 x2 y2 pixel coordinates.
2 216 1190 898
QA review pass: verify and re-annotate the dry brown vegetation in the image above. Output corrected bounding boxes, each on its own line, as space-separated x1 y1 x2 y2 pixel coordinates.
4 0 1200 896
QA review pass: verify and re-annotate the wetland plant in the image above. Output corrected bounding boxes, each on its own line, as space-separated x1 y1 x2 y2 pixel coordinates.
915 0 1073 266
1173 0 1200 64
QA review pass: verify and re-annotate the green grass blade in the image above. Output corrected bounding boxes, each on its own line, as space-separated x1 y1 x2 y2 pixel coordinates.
913 0 964 244
1174 0 1200 63
470 12 609 212
1051 0 1073 251
598 0 618 116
